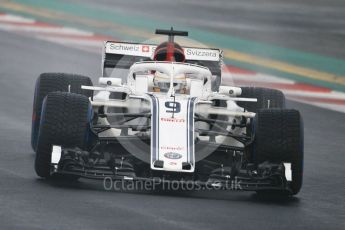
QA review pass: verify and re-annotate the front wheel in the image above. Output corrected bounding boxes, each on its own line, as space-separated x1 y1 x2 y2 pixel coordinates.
254 109 304 195
35 92 92 178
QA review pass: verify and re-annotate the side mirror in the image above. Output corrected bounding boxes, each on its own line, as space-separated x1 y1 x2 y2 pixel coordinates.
219 86 242 96
99 77 122 86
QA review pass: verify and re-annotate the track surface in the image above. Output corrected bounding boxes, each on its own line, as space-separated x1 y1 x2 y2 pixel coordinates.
68 0 345 59
1 1 345 230
0 30 345 230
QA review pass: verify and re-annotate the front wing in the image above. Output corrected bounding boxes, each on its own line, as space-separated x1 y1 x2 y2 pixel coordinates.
50 144 294 193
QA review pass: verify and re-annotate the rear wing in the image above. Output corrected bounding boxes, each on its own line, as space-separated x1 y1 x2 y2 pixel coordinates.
102 41 223 89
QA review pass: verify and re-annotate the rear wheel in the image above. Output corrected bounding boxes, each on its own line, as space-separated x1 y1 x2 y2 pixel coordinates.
254 109 304 195
35 92 91 178
238 87 285 112
31 73 93 151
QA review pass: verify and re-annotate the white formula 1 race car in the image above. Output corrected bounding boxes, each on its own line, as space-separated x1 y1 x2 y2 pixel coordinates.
31 28 304 196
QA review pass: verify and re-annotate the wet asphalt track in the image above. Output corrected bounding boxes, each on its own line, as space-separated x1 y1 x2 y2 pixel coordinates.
1 1 345 229
68 0 345 59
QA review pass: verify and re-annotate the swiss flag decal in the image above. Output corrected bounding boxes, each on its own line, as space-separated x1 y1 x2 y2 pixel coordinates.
142 45 150 52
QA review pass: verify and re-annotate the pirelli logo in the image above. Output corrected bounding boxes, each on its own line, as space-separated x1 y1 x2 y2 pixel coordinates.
160 118 185 123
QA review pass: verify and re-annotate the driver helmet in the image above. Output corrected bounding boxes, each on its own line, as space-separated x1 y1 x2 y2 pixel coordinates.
153 42 185 62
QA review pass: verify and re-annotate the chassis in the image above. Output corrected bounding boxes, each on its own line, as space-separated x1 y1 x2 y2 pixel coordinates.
32 29 303 196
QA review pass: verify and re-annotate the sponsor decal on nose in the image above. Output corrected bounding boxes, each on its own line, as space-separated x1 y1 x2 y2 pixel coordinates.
164 152 183 159
160 117 185 123
161 146 184 151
